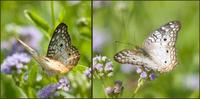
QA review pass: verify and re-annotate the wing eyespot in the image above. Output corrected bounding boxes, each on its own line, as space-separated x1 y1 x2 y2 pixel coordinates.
164 38 167 41
164 61 167 63
60 44 63 47
166 50 168 53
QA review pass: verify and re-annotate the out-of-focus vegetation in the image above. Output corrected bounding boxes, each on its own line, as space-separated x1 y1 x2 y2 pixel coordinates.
1 1 91 98
93 1 199 98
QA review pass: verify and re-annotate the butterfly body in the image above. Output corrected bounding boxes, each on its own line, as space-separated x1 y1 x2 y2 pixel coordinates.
17 23 80 75
114 21 181 73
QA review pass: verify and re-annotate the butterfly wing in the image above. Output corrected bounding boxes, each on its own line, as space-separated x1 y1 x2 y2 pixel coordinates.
143 21 181 72
47 23 80 66
114 48 157 69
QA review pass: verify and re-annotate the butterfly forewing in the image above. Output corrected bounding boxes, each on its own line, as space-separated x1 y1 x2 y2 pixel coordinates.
143 21 181 72
47 23 80 66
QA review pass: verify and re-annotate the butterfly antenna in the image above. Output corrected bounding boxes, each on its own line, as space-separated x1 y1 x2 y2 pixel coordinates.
16 38 39 58
114 41 135 48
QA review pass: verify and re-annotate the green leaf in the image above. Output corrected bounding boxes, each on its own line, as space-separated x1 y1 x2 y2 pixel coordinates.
72 65 88 73
24 10 50 38
57 7 65 23
27 62 38 86
1 73 27 98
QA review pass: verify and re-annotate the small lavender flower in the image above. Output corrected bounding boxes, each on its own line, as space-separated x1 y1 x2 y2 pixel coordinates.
57 77 70 92
84 68 91 78
37 84 58 98
105 61 113 72
135 66 157 80
93 55 114 78
93 28 110 52
136 67 142 73
105 80 124 97
140 71 147 79
105 87 114 95
94 63 103 72
149 73 156 80
1 53 30 74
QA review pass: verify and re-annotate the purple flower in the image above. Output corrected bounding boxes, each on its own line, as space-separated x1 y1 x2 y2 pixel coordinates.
37 84 58 98
94 63 103 72
105 87 114 95
140 71 147 79
136 67 142 73
84 68 92 78
93 28 110 52
105 80 124 96
57 77 70 92
120 64 135 74
149 73 156 80
16 26 42 49
184 74 199 90
93 55 114 78
1 53 31 74
104 61 113 72
2 24 42 55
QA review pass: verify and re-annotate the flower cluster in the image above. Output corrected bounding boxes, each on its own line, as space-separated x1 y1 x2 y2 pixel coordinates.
57 77 70 92
136 66 156 80
84 68 92 79
37 77 70 98
1 52 30 74
1 24 42 56
93 55 113 78
105 80 124 98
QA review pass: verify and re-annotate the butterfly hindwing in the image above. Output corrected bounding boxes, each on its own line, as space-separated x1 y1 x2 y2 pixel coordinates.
47 23 80 66
114 48 157 69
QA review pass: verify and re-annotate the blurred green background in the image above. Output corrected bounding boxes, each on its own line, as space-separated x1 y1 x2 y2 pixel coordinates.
1 1 91 98
93 1 199 98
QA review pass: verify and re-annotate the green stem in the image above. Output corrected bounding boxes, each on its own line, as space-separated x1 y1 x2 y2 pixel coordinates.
132 78 145 98
51 1 55 26
101 78 109 98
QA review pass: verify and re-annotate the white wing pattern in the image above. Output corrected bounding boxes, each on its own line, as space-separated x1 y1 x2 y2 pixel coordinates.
114 21 181 73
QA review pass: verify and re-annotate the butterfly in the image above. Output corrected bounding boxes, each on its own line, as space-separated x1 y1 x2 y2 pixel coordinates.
114 21 181 73
17 23 80 75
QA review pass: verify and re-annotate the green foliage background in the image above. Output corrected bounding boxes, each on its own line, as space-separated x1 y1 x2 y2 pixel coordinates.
93 1 199 98
1 1 91 98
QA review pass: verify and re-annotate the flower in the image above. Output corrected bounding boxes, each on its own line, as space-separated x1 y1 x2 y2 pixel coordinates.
93 28 110 52
57 77 70 92
140 71 147 79
113 80 124 94
105 87 114 95
84 68 92 78
183 74 199 90
121 64 135 74
1 24 42 56
149 73 156 80
93 55 114 78
37 84 58 98
136 67 142 73
105 80 124 97
105 61 113 72
94 63 103 72
135 66 157 80
37 77 71 98
1 53 30 74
